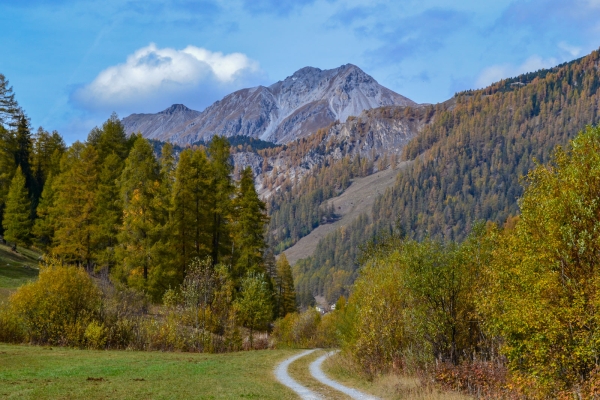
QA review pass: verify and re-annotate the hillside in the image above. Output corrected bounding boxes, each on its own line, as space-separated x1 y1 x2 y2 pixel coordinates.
122 64 416 145
292 49 600 304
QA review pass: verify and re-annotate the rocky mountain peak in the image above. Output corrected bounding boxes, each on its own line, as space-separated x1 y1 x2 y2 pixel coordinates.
161 104 192 115
123 64 417 145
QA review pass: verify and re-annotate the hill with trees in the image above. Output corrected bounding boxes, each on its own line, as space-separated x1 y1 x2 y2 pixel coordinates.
292 48 600 305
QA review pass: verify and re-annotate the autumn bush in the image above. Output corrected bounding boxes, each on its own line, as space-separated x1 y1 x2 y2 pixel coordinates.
272 308 322 348
8 258 102 346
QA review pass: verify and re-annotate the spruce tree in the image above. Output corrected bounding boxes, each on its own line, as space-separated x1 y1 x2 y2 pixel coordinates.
32 173 56 250
208 136 234 266
115 135 171 299
275 253 297 318
232 167 268 279
0 125 16 235
2 166 32 246
0 74 20 128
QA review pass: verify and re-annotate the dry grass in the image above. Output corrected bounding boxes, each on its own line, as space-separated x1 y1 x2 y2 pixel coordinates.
321 351 473 400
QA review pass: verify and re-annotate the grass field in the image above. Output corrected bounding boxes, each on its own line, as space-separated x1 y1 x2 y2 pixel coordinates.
0 243 40 303
0 344 301 399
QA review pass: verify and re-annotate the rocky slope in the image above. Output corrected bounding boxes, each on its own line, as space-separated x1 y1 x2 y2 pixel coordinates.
122 104 201 140
122 64 416 145
231 103 436 197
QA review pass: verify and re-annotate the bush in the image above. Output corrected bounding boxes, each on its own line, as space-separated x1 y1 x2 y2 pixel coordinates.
8 259 101 346
272 309 321 348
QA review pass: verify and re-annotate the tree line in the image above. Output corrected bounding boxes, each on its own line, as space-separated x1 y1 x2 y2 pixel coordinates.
0 72 299 348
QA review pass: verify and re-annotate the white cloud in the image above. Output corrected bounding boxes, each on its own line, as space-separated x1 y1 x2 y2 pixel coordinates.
475 55 558 89
72 43 263 114
558 41 582 57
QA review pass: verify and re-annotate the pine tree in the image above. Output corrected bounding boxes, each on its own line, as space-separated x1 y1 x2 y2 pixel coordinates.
232 167 268 279
32 127 65 197
275 253 297 318
208 136 234 266
2 166 32 246
32 173 56 250
0 125 16 235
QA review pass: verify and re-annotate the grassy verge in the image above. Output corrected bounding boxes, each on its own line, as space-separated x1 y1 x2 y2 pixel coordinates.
0 344 301 399
0 243 40 303
321 351 472 400
287 349 350 399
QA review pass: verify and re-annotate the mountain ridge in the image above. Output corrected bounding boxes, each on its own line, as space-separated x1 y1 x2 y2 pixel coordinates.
122 64 416 145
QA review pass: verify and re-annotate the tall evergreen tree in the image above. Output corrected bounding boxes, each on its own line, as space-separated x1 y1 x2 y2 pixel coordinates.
13 115 36 216
0 125 16 235
115 135 171 299
2 166 32 246
208 136 234 266
275 253 296 318
232 166 268 278
0 74 20 128
32 127 65 197
32 173 56 250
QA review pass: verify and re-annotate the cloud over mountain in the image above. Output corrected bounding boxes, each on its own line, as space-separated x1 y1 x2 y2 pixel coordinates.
71 43 264 115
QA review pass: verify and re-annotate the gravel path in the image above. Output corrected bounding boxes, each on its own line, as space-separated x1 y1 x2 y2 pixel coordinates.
275 349 322 400
309 351 380 400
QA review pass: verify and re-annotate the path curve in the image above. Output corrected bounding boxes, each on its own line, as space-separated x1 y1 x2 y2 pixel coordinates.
275 349 322 400
309 351 380 400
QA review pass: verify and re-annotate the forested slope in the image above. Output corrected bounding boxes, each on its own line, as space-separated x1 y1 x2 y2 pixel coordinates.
294 49 600 304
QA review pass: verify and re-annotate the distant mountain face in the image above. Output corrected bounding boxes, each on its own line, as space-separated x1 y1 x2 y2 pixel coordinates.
122 104 201 140
122 64 416 145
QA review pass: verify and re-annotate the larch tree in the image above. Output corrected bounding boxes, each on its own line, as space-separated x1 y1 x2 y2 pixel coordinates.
172 148 212 279
2 166 32 246
50 143 100 267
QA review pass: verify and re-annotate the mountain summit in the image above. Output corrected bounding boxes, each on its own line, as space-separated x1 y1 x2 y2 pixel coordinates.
122 64 416 145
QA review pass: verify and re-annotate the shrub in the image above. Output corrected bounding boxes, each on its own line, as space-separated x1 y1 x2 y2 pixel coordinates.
8 258 101 346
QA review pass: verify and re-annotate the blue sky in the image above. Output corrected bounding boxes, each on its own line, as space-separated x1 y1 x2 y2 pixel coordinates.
1 0 600 143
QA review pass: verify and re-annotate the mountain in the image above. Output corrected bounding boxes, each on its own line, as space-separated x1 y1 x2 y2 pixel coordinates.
122 104 201 140
291 50 600 305
122 64 416 145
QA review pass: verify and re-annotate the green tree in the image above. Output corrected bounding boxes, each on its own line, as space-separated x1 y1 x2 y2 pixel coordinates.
0 74 20 128
234 272 273 348
50 143 100 267
32 173 56 250
275 253 296 318
208 136 234 266
2 166 32 246
0 125 16 234
232 167 268 278
115 135 171 299
172 148 212 278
